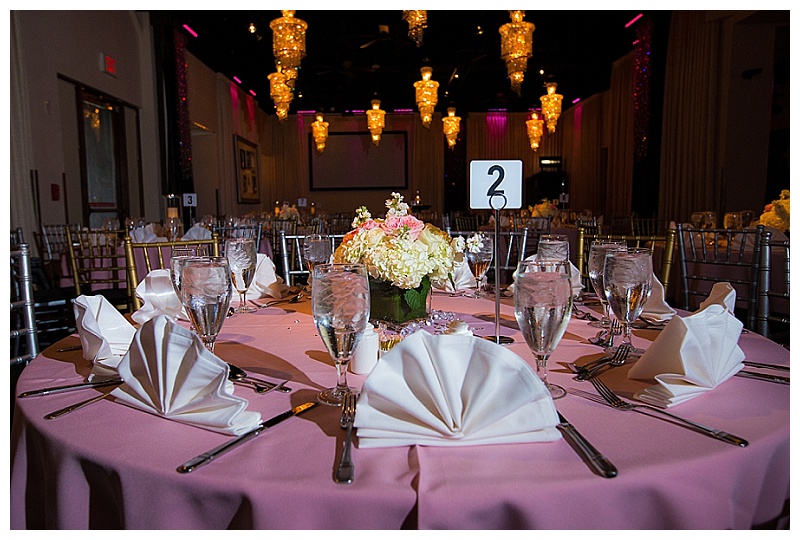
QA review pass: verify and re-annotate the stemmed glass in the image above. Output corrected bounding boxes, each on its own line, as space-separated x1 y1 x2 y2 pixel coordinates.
170 246 210 298
302 234 332 290
179 256 232 353
587 240 627 328
515 260 573 399
312 263 371 406
537 234 570 262
226 238 258 314
466 232 493 298
603 248 653 356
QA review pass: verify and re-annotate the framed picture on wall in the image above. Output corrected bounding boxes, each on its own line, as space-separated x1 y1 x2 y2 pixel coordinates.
235 135 260 203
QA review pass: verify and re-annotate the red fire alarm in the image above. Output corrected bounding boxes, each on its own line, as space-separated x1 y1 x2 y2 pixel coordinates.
51 184 60 201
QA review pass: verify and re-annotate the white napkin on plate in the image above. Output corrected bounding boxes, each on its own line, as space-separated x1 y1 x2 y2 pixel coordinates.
628 282 745 408
245 254 290 300
73 295 136 379
507 254 583 297
354 331 561 448
130 228 167 243
182 223 212 240
434 259 476 292
111 315 262 436
639 274 677 324
131 269 187 325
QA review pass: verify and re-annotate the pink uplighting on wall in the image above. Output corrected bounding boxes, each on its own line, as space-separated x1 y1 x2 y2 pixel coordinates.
182 24 197 38
572 97 581 104
230 82 240 133
486 112 507 138
249 90 256 97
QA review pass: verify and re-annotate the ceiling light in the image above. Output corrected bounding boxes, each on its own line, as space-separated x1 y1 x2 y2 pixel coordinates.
414 67 439 129
442 107 461 149
270 10 307 85
311 112 329 153
366 99 386 146
268 70 293 122
403 10 427 47
525 111 544 151
499 11 535 95
540 82 563 133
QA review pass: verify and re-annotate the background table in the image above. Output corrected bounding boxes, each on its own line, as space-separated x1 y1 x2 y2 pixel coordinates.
11 294 789 529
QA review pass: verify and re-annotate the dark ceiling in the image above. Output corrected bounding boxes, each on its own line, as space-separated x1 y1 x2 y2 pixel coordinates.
151 10 643 115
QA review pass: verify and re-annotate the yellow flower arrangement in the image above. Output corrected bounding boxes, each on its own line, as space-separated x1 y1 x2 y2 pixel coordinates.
529 198 559 219
758 189 790 232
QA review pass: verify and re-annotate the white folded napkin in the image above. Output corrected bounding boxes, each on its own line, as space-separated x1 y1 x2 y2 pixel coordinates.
434 259 476 292
628 283 745 408
131 269 187 325
111 315 262 436
130 228 167 243
507 254 584 297
698 281 737 313
182 223 212 240
354 331 561 448
73 295 136 379
639 274 677 324
245 254 290 300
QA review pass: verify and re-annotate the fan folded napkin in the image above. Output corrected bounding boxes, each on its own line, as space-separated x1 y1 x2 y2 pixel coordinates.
628 282 745 408
130 227 167 243
182 223 212 240
507 254 583 297
354 331 561 448
131 269 187 325
111 315 262 435
434 259 476 292
245 254 290 300
73 295 136 379
639 274 677 324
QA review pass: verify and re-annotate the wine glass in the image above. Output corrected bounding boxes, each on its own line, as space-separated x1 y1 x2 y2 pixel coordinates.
180 256 232 353
537 234 570 263
515 261 573 399
169 246 210 296
587 240 627 328
302 234 332 290
312 263 371 406
226 238 258 314
602 248 653 356
466 233 493 298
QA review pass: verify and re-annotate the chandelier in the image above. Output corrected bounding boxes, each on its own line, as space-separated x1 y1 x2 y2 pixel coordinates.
268 70 293 122
525 111 544 151
366 99 386 146
442 107 461 149
270 10 307 86
403 10 427 47
499 10 535 95
540 82 563 133
414 67 439 128
311 112 329 154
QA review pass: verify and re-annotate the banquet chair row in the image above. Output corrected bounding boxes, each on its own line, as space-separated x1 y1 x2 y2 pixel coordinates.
212 222 262 254
10 243 39 367
65 228 131 312
446 229 532 285
756 229 789 342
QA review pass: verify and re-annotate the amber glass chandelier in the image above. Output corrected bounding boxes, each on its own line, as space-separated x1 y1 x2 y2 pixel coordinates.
268 70 293 122
366 99 386 146
499 10 535 95
270 11 307 86
311 112 329 153
525 111 544 151
414 67 438 128
442 107 461 149
540 82 563 133
403 10 427 47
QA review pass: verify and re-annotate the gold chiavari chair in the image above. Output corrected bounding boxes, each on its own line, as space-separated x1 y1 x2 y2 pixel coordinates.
66 228 130 312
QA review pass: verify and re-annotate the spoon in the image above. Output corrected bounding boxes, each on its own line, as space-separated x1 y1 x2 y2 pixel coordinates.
227 363 292 393
251 292 304 309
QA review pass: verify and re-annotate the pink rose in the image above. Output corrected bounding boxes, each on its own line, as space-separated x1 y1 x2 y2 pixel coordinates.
358 219 380 231
382 215 425 240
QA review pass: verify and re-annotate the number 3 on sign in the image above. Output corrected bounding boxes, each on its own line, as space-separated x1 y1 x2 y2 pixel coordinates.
469 160 522 210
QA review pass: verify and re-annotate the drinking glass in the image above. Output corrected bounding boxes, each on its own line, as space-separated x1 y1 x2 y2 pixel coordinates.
226 238 258 314
603 248 653 356
180 257 232 353
537 234 570 263
170 246 210 296
587 240 627 328
723 212 742 230
466 233 493 297
302 234 332 289
515 262 573 399
312 264 371 406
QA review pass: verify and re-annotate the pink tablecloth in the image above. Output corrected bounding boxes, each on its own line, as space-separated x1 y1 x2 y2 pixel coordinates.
11 294 789 529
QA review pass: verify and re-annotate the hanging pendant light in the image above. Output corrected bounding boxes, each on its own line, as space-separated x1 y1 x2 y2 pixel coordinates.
366 99 385 146
268 70 293 122
270 10 307 87
403 10 427 47
499 10 535 96
525 111 544 151
540 82 563 133
442 107 461 149
414 67 438 128
311 112 329 153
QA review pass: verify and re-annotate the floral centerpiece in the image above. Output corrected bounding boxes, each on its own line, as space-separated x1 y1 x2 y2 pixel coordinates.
529 198 559 219
758 189 790 232
334 193 464 323
278 203 301 220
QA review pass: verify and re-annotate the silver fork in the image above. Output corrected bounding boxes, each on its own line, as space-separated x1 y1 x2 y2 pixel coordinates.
587 377 749 447
571 344 630 381
335 392 356 484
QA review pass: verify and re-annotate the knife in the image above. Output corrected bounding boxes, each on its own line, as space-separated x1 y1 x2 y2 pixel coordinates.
556 411 618 478
18 378 124 398
743 361 790 372
735 371 790 385
177 401 318 473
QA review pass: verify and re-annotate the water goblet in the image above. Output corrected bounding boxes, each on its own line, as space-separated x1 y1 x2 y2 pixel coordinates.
226 238 258 314
169 246 210 296
180 256 232 353
603 248 653 356
515 262 573 399
466 232 493 298
587 240 627 328
302 234 332 290
537 234 570 263
312 264 371 406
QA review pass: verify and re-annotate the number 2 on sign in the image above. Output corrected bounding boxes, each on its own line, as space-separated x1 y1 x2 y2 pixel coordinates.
486 165 507 208
468 160 521 210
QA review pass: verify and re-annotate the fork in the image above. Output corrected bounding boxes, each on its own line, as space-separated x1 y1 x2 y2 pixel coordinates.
571 343 630 381
335 392 356 484
587 377 748 447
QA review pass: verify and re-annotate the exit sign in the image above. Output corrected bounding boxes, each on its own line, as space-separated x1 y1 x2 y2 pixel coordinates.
99 53 117 77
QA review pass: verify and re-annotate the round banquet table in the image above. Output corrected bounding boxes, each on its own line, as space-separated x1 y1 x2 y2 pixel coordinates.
11 293 789 529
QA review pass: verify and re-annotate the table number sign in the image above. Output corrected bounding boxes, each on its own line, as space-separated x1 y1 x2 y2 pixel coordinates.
182 193 198 207
469 160 522 210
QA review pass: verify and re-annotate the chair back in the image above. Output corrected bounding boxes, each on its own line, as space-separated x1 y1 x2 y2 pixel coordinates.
11 243 39 366
609 214 634 235
454 215 480 232
266 219 298 276
675 224 764 329
213 223 262 254
279 231 343 286
66 228 131 312
633 217 668 237
756 229 790 340
497 228 531 284
328 214 353 235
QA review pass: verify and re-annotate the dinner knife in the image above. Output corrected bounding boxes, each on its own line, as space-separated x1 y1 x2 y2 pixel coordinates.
177 401 318 474
743 361 790 372
735 371 790 385
18 378 124 398
556 411 618 478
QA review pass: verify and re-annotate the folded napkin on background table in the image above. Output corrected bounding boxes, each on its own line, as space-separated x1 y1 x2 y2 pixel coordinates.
434 259 476 293
74 295 136 379
639 274 677 324
628 282 745 408
506 254 583 297
131 269 187 325
355 331 561 447
181 223 212 240
111 315 262 436
130 228 167 243
698 281 737 313
245 254 290 300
